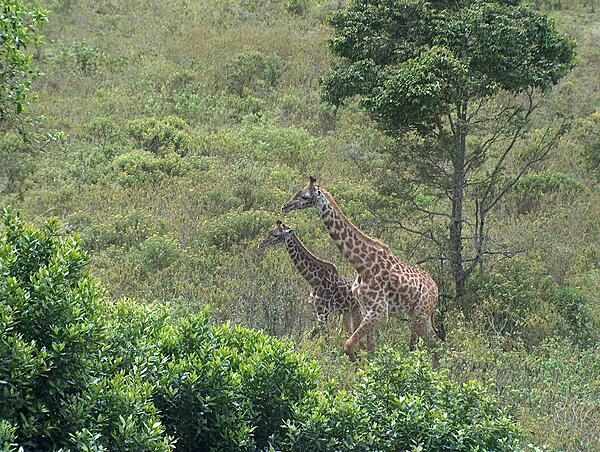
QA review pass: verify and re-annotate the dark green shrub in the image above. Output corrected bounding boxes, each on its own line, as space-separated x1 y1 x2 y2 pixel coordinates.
278 349 522 451
0 209 173 450
551 287 596 346
465 258 554 343
1 210 321 450
284 0 310 15
201 210 274 251
111 149 187 185
225 50 284 97
126 116 195 156
152 312 320 451
512 171 583 214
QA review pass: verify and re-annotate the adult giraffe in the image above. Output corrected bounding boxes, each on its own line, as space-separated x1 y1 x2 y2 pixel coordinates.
282 177 442 362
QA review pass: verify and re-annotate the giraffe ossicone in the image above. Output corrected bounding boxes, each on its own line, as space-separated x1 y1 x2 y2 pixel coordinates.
261 220 364 341
282 177 443 362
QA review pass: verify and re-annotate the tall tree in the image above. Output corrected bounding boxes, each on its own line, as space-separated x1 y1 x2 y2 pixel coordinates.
0 0 47 134
322 0 575 298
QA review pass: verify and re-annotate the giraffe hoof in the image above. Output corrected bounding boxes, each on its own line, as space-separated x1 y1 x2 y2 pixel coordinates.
344 339 358 362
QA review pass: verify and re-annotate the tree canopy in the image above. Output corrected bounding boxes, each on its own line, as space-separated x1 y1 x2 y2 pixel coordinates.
322 0 575 297
0 0 47 132
323 0 575 134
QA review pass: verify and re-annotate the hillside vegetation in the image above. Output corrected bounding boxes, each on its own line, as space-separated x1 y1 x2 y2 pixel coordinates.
1 0 600 449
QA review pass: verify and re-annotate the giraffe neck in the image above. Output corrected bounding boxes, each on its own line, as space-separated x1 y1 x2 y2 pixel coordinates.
316 190 385 272
284 233 337 286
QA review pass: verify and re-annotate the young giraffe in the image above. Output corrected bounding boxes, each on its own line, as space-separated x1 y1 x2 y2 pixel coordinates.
261 220 364 339
282 177 442 362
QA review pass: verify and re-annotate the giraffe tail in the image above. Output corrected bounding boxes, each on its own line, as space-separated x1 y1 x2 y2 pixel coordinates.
433 314 446 342
433 294 447 342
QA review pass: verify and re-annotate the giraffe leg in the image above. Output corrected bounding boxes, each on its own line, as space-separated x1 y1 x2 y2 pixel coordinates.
344 311 380 362
308 297 328 338
409 312 441 352
342 312 353 335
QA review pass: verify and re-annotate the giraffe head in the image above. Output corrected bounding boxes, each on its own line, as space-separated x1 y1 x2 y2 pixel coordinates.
261 220 294 247
282 176 321 213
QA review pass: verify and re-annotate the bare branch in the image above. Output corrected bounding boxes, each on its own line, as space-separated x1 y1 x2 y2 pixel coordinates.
483 120 564 213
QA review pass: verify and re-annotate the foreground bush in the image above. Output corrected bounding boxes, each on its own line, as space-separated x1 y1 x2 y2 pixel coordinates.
278 350 522 451
0 210 318 450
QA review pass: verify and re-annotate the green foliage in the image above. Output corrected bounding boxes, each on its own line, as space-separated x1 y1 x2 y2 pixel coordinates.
225 50 284 97
201 210 274 251
443 331 600 450
110 149 188 186
126 116 196 156
83 210 168 252
0 419 17 451
323 0 575 125
284 0 310 15
322 0 576 299
279 349 522 451
0 209 173 450
84 116 126 146
0 0 47 126
0 211 324 450
154 317 320 450
2 1 599 450
551 286 596 346
511 170 583 214
127 234 183 276
579 111 600 177
60 40 106 75
0 132 34 194
466 259 551 341
465 257 597 347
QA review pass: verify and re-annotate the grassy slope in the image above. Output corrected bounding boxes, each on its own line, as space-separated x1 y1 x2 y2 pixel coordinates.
2 0 599 449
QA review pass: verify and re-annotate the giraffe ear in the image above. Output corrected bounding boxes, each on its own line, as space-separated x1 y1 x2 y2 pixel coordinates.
276 220 282 226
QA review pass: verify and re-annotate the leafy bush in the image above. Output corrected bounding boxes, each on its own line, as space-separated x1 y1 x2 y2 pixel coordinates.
1 210 322 450
84 116 126 146
465 258 597 347
0 209 173 450
0 0 47 129
54 40 111 75
126 116 196 156
228 122 325 169
550 286 596 346
111 149 187 185
465 258 553 343
200 210 274 251
127 234 184 276
0 133 35 195
225 50 284 97
154 316 319 450
278 349 522 451
83 210 168 252
512 171 583 214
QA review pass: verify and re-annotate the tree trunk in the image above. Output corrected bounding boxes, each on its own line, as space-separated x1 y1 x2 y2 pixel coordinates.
450 109 467 299
450 162 466 298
